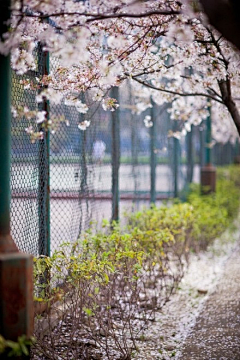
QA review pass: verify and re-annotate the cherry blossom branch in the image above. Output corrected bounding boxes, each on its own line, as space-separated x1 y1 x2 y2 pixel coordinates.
204 26 240 135
132 76 225 105
126 60 184 78
218 79 240 136
14 9 180 21
86 10 180 22
206 87 223 100
206 27 229 69
116 26 159 64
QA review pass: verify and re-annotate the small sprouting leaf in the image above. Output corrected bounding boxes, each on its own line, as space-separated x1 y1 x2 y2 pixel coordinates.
94 287 99 295
103 273 109 284
83 307 93 316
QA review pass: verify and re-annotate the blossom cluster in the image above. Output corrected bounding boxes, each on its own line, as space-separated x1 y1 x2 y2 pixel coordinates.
1 0 240 142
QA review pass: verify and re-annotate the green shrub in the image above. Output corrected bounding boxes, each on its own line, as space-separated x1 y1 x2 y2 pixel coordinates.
0 335 35 358
33 223 185 359
128 167 240 252
32 166 240 360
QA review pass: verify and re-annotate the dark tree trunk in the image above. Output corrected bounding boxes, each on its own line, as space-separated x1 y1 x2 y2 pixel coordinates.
199 0 240 51
218 79 240 137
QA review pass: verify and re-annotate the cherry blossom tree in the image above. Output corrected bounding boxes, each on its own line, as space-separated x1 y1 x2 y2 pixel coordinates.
1 0 240 143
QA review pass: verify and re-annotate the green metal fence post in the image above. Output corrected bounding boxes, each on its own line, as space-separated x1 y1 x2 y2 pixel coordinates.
129 83 139 198
205 105 212 165
0 0 34 346
150 99 157 204
200 101 216 193
172 121 179 198
0 6 12 245
199 124 205 167
79 95 88 195
38 48 50 256
111 87 120 222
186 126 194 184
173 137 179 198
234 138 240 163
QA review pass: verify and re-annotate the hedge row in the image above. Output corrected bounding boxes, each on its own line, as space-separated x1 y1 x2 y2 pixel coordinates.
30 165 240 360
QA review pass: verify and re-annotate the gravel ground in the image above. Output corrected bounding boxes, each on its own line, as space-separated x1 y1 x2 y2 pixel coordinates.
132 225 240 360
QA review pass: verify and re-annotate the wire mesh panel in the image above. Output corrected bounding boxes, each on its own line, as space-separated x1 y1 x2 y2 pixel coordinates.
154 104 175 198
119 108 151 198
49 57 114 251
178 125 201 195
118 85 175 211
118 86 152 216
212 142 236 165
10 49 238 257
10 62 41 255
49 106 86 253
49 64 84 252
84 94 113 224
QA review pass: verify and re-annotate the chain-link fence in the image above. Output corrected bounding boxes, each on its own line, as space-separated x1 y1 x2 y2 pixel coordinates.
11 59 40 255
10 48 239 256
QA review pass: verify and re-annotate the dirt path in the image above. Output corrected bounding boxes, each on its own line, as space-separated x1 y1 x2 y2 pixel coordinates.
178 241 240 360
132 227 240 360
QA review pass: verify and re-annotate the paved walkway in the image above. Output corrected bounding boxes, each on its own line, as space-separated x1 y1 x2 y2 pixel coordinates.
178 242 240 360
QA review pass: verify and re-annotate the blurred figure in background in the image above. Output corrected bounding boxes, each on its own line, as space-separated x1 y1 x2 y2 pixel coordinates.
92 139 106 164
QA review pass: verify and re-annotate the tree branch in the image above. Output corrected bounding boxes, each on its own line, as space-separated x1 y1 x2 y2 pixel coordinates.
218 79 240 136
132 77 224 104
15 9 180 22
